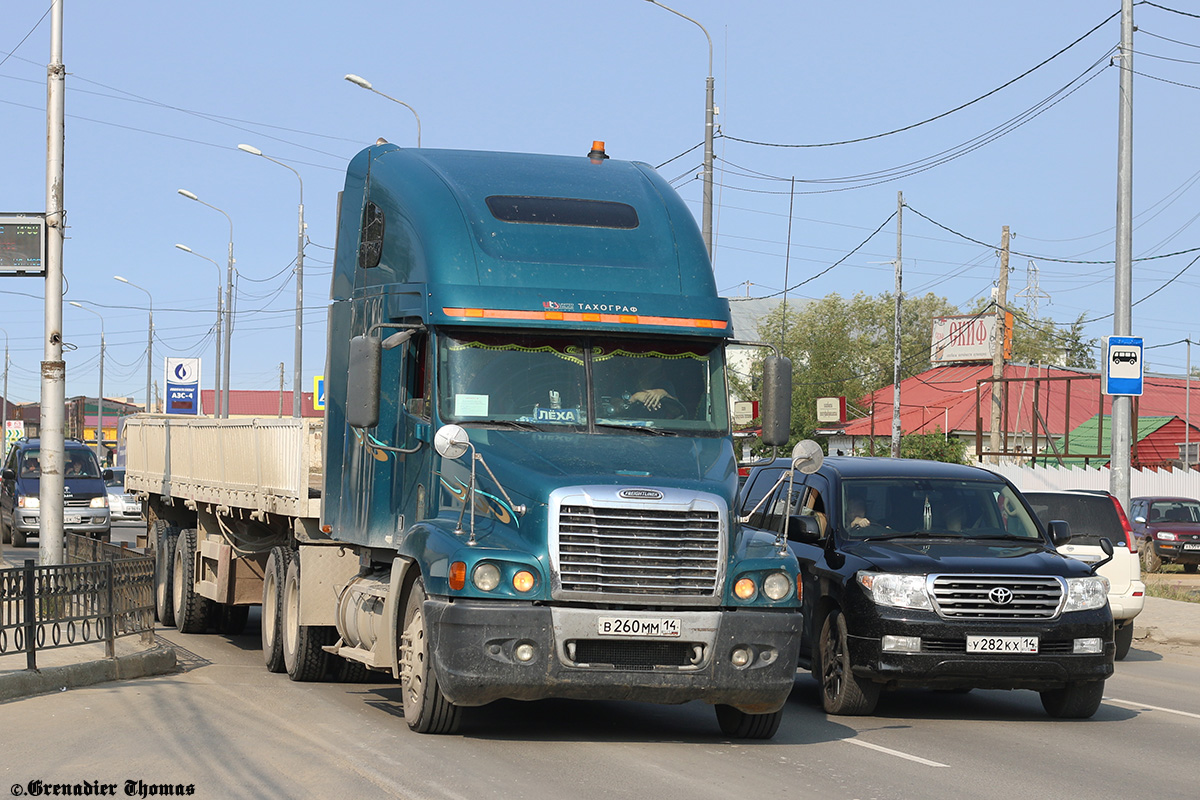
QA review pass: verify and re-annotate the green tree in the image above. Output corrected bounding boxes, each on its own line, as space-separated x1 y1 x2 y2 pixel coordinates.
866 431 968 464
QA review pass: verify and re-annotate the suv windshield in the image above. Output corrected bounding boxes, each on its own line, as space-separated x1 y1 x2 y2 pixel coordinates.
1148 499 1200 524
437 331 728 434
1025 493 1120 547
841 477 1041 540
18 448 102 479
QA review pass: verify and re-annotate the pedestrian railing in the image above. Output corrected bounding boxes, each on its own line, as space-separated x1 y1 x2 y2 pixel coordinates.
0 534 155 670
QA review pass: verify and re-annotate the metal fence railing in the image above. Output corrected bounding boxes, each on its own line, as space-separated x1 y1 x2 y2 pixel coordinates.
0 534 155 670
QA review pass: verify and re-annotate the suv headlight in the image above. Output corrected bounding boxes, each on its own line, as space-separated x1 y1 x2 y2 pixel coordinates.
18 496 39 509
857 571 932 611
1064 576 1109 612
1156 531 1177 542
90 496 108 509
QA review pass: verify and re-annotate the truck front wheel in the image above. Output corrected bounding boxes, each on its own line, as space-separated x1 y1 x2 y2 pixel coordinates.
1040 679 1105 718
817 609 881 716
261 546 292 673
715 705 783 739
400 578 461 734
281 556 331 681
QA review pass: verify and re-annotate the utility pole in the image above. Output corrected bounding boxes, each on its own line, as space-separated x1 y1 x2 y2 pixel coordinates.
39 0 66 564
990 226 1011 464
1111 0 1135 510
891 191 903 458
278 362 285 418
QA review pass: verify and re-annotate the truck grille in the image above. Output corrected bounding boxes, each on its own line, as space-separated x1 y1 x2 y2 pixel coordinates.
930 575 1064 620
553 498 723 601
570 639 701 670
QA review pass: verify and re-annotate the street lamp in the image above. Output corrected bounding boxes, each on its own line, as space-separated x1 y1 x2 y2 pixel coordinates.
175 244 223 416
113 276 153 413
237 144 306 419
178 188 234 418
0 327 8 459
69 302 105 461
344 74 422 147
643 0 714 259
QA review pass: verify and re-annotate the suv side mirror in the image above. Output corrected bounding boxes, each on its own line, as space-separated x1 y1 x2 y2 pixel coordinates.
788 514 822 543
1 468 13 481
1132 515 1146 524
1092 538 1115 573
1047 519 1071 547
102 469 114 482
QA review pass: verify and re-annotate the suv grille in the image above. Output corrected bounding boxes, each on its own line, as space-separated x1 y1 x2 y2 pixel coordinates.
931 575 1064 620
555 504 722 598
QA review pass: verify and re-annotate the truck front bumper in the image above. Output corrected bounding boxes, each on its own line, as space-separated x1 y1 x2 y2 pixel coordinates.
846 607 1114 690
425 599 801 713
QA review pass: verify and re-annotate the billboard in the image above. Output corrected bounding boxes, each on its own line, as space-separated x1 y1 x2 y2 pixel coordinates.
930 313 1013 364
165 357 202 415
0 214 46 276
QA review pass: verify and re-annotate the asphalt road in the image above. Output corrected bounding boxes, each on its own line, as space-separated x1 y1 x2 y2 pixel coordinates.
2 522 1197 799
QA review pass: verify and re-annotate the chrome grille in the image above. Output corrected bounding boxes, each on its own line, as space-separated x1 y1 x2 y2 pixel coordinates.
931 575 1064 620
65 498 93 508
554 500 723 600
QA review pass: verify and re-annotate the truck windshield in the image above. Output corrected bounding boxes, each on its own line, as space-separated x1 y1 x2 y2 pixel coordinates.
841 478 1042 541
437 331 728 435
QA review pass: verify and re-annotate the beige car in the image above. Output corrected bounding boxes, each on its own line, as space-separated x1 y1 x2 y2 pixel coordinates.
1025 490 1145 660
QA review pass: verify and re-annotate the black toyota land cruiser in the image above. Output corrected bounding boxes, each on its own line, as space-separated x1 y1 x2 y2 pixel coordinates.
740 455 1114 719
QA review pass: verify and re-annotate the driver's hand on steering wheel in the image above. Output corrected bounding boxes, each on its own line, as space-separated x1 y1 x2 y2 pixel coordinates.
629 388 671 411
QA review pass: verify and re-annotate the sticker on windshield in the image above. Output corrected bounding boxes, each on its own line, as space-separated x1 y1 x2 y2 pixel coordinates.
534 407 580 424
455 394 489 417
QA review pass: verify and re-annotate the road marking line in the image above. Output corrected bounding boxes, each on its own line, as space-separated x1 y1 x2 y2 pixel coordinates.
845 738 950 767
1105 696 1200 720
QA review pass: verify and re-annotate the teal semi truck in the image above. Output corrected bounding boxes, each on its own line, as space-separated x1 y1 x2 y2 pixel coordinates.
125 141 800 738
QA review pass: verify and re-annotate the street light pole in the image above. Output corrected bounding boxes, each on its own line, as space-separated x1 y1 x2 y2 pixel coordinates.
178 189 234 418
69 302 105 462
237 144 306 418
344 74 422 147
644 1 714 260
0 328 8 460
114 276 153 413
175 244 223 416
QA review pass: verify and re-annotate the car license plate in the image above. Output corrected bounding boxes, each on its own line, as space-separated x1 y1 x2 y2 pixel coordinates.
966 635 1038 653
598 617 681 637
1183 543 1200 551
63 514 82 525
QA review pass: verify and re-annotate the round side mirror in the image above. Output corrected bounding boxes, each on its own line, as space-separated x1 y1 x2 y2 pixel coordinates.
791 439 824 474
433 424 471 460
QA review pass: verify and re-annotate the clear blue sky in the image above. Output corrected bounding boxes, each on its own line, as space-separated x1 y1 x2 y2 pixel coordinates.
2 1 1197 406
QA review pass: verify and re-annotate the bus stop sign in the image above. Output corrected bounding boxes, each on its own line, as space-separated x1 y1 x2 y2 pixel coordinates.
1103 335 1143 396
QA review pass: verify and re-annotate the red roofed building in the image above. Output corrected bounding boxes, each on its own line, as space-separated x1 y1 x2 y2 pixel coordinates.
200 390 322 418
830 363 1200 465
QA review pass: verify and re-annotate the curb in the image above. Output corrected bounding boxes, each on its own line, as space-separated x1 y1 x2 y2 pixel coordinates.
0 645 177 703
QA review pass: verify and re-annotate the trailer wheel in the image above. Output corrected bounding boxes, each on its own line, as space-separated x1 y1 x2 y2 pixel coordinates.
816 608 880 716
331 656 374 683
282 556 331 681
400 578 461 734
262 546 293 673
154 522 179 627
173 527 214 633
715 705 783 739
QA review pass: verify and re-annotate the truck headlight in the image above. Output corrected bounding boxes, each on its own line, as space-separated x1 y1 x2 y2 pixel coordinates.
762 572 791 601
1063 576 1110 612
857 572 932 611
472 562 501 592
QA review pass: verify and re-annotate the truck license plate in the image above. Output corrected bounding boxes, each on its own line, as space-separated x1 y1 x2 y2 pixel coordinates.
598 617 681 637
966 635 1038 653
64 514 82 525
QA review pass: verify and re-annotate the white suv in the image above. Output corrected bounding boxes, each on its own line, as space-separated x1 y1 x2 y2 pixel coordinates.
1024 490 1144 660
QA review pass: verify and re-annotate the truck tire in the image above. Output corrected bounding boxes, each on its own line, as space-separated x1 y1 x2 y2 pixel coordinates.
331 656 374 683
282 556 331 681
400 578 461 734
155 522 179 627
715 705 783 739
173 527 214 633
261 546 293 673
817 609 881 716
1114 621 1134 661
1040 679 1105 718
1140 539 1162 573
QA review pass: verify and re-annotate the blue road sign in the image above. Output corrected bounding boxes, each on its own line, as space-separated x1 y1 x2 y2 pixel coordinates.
1103 335 1143 396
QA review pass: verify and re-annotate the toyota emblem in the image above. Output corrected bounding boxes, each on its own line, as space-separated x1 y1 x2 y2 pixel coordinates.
988 587 1014 606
